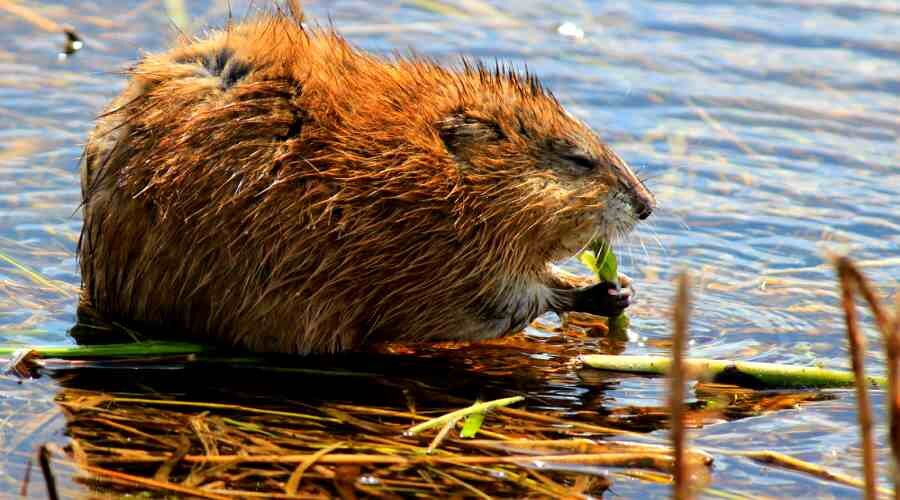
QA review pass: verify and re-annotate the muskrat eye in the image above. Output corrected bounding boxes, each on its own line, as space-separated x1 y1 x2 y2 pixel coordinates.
563 154 596 173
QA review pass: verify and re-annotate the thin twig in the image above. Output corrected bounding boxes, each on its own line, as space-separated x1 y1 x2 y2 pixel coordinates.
108 397 338 422
426 416 460 453
80 463 229 500
427 467 492 500
37 445 59 500
847 262 900 498
730 450 892 496
837 257 877 500
406 396 523 435
285 442 344 495
670 271 691 500
842 261 893 335
19 458 32 497
89 451 712 471
497 406 651 439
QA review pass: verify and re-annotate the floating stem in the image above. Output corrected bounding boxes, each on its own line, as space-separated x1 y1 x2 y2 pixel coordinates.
579 355 886 389
0 341 212 359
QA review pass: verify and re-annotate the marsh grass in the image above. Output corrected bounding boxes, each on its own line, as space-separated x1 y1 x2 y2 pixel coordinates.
32 381 696 497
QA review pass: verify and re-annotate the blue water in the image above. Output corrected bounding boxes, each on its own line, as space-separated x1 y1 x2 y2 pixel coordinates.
1 0 898 497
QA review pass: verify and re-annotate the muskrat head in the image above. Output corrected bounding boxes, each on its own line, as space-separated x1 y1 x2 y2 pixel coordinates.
437 66 655 262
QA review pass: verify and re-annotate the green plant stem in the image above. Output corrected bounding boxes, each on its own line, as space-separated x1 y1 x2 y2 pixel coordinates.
577 242 630 336
406 396 524 435
0 341 211 358
579 354 886 389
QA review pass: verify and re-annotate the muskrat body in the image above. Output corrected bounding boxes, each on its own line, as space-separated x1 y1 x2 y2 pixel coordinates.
79 10 654 354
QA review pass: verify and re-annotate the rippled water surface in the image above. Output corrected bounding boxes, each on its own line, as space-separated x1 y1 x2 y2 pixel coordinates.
1 0 898 497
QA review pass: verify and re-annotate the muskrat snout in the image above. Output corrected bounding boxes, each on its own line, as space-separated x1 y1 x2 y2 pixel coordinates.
632 185 655 220
606 150 655 221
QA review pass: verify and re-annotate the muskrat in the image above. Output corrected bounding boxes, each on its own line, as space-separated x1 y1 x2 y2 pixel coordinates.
78 7 655 354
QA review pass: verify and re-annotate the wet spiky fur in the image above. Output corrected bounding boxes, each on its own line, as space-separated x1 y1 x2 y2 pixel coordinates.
79 11 652 354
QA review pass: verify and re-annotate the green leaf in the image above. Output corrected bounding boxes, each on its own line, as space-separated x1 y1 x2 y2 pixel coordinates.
577 240 628 331
577 251 599 275
578 241 618 285
595 243 618 284
459 406 485 438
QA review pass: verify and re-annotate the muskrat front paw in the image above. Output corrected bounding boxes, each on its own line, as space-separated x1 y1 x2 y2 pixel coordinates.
571 278 634 317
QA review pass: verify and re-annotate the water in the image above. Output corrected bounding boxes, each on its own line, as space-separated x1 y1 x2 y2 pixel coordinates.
1 0 898 497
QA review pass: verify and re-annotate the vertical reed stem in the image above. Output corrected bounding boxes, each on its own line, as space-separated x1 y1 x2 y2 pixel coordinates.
844 263 893 336
671 272 691 500
837 258 877 500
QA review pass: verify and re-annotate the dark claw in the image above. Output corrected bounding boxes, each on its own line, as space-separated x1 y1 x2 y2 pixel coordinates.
571 280 635 317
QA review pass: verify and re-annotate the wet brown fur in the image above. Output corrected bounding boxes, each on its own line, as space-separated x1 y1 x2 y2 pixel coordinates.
79 9 651 353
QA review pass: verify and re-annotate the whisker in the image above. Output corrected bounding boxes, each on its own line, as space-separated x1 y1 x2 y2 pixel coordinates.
620 242 632 272
655 203 690 232
670 210 691 231
617 225 636 271
643 220 669 256
637 172 663 183
637 231 649 262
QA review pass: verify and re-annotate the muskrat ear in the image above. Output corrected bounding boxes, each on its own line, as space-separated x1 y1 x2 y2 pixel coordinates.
438 113 505 154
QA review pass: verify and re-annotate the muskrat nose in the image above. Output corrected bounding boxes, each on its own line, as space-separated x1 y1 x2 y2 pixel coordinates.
636 201 653 220
605 148 656 221
627 177 655 220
